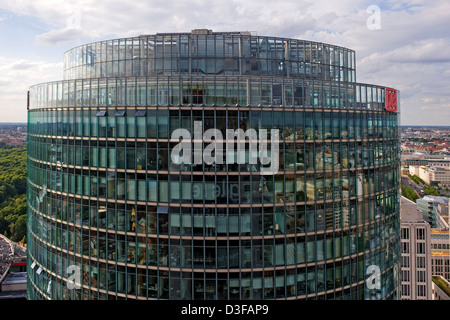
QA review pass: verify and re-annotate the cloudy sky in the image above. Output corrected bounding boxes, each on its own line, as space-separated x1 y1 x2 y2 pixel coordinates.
0 0 449 125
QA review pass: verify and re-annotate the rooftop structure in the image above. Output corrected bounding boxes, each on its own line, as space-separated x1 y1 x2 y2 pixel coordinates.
432 275 450 300
0 272 27 300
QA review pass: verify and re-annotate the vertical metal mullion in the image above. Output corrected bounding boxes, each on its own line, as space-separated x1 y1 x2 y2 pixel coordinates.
144 106 149 299
282 107 288 298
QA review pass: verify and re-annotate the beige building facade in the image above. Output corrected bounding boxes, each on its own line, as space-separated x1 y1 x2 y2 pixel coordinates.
400 196 432 300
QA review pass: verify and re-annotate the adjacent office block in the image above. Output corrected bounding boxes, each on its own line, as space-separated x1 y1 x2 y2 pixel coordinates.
27 30 401 300
417 196 449 229
400 196 432 300
431 230 450 282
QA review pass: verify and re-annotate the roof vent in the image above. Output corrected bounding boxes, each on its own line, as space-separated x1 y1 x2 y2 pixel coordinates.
191 29 213 35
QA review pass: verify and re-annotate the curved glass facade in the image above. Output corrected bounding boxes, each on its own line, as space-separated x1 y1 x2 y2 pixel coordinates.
27 30 401 300
62 31 356 81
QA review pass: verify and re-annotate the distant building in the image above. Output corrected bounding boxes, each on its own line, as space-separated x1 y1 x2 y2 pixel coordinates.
427 167 450 187
428 158 450 168
406 158 450 186
417 196 449 229
430 230 450 282
404 159 429 167
400 196 432 300
431 276 450 300
418 166 430 184
401 166 410 176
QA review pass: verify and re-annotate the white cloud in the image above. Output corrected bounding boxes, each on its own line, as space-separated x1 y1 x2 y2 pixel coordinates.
9 60 38 70
0 0 449 125
0 56 61 121
35 27 85 46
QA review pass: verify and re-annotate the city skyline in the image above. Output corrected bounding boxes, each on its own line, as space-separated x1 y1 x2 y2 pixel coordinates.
0 0 449 125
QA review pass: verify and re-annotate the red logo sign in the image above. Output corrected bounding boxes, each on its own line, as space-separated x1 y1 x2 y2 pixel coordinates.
385 88 397 112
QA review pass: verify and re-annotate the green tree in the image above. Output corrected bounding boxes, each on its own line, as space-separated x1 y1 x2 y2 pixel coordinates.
401 183 419 202
10 214 27 242
0 146 27 242
424 185 440 196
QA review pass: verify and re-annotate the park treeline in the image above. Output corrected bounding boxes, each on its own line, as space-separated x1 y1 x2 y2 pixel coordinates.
401 183 419 202
0 145 27 242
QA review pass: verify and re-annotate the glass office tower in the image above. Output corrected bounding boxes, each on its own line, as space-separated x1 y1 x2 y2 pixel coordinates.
27 30 401 300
